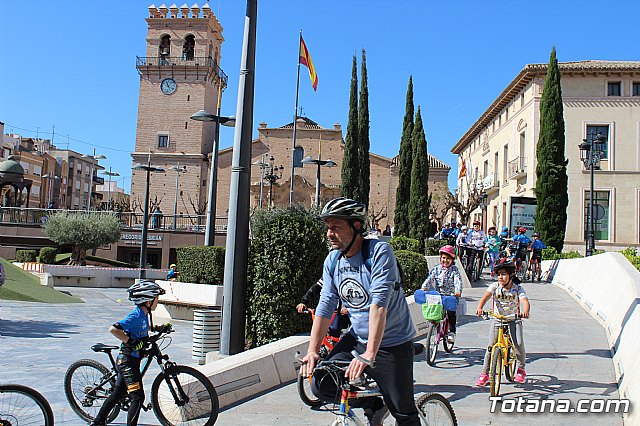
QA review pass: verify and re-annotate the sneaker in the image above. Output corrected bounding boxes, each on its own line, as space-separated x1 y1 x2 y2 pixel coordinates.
514 368 526 383
476 372 489 386
447 332 456 344
364 402 390 426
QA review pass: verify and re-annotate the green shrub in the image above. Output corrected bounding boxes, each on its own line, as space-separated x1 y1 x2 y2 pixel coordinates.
542 247 559 260
247 207 327 347
389 236 421 253
560 251 583 259
176 246 225 284
39 247 57 264
424 239 445 256
620 247 640 272
16 250 37 263
395 250 429 294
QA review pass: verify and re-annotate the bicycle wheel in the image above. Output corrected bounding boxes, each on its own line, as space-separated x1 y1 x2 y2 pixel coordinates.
473 253 483 281
425 323 439 366
519 259 528 281
297 374 322 407
416 392 457 426
442 319 453 354
460 254 469 279
0 384 55 426
151 364 219 426
504 344 517 382
489 346 503 397
64 358 120 423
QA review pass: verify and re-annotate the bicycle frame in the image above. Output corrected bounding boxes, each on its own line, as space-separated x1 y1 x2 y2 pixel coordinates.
485 311 518 396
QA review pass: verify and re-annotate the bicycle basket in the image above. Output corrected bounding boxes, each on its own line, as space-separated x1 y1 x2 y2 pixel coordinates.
421 291 444 321
441 295 458 311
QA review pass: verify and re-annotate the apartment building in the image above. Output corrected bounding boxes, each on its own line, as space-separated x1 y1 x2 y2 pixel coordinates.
452 60 640 252
47 149 104 210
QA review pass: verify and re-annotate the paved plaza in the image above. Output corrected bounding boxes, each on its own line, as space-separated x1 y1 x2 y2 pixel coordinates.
0 279 624 425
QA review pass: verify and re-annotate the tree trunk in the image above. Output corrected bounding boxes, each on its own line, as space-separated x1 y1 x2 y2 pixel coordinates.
70 245 87 266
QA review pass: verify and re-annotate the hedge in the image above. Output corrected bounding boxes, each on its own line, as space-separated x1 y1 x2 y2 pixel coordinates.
424 239 446 256
176 246 225 284
395 250 429 294
247 207 328 347
39 247 57 264
16 250 37 263
389 236 421 253
620 247 640 271
542 247 584 260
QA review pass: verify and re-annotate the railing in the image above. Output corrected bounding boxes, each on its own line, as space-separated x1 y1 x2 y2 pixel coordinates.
0 207 228 233
475 173 500 192
136 56 228 87
508 157 527 179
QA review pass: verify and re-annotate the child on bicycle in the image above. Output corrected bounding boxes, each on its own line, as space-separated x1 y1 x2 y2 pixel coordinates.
296 278 350 338
475 258 530 386
91 280 168 426
421 245 462 344
486 226 501 276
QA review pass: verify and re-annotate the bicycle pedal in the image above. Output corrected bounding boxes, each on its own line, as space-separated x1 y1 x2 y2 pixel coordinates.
144 402 153 411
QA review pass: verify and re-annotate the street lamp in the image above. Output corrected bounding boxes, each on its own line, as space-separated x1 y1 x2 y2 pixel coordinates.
190 110 236 246
132 155 165 278
101 167 120 210
263 156 284 206
168 164 187 230
82 149 106 211
579 132 607 257
42 173 60 208
301 156 336 207
479 190 488 229
252 156 269 208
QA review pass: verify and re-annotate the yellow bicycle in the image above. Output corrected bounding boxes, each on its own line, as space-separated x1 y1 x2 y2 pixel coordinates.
483 310 519 397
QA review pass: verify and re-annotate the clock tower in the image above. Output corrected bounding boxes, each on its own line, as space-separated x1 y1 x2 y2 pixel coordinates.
131 3 227 217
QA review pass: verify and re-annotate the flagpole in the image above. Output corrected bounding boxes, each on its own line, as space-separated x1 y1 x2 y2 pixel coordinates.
290 31 302 208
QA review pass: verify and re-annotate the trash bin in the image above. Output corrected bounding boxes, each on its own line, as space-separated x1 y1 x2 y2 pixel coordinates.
192 309 221 365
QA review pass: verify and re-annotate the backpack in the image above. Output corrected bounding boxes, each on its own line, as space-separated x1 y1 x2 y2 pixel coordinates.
328 238 404 290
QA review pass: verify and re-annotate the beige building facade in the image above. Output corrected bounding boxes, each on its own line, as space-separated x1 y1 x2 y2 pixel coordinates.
452 61 640 252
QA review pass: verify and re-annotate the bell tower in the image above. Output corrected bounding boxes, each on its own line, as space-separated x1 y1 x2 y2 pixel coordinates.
131 3 227 216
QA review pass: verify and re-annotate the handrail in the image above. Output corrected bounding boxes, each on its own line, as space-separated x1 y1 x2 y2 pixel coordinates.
135 56 227 87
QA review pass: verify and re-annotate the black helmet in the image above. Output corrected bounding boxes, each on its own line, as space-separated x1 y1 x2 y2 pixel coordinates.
127 280 166 305
320 198 367 223
494 258 516 275
533 232 540 237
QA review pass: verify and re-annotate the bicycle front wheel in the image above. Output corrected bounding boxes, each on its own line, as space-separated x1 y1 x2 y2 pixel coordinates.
425 323 439 366
0 384 55 426
297 374 322 407
152 364 219 426
64 358 120 423
489 346 503 397
504 344 517 382
416 392 457 426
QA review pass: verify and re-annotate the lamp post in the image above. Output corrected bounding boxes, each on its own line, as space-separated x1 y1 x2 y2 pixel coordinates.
579 132 607 257
300 156 336 207
42 173 60 208
263 156 284 206
479 190 488 229
82 149 106 211
132 154 165 278
168 164 187 230
252 155 268 208
190 110 236 246
101 167 120 210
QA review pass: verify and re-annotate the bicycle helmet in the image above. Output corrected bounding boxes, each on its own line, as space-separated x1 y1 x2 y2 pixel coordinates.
461 225 468 231
127 280 166 305
518 227 527 233
473 220 481 226
502 226 508 232
494 258 516 274
439 245 456 259
532 232 540 237
320 197 367 223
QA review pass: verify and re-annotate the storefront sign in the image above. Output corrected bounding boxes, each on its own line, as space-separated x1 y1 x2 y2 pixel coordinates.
121 234 163 245
509 196 537 238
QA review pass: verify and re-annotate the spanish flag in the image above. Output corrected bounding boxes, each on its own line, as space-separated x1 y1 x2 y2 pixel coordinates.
458 159 467 179
299 35 318 91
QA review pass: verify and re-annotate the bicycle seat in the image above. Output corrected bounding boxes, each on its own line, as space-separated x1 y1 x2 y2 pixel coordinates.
91 343 120 353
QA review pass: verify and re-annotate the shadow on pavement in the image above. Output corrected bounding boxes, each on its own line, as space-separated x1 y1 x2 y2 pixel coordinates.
0 319 79 338
499 374 619 399
527 348 613 362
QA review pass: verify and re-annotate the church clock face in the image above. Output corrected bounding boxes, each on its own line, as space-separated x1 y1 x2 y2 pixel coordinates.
160 78 177 95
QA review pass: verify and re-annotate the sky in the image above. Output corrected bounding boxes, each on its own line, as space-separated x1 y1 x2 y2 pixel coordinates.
1 0 639 192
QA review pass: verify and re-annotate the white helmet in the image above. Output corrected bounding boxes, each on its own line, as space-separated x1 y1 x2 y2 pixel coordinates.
320 197 367 223
461 225 468 231
127 280 165 305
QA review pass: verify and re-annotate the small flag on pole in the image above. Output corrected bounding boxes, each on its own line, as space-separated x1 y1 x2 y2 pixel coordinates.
458 159 467 179
299 35 318 91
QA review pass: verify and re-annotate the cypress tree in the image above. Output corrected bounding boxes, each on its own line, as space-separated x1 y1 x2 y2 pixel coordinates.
408 107 430 249
341 55 360 200
535 47 568 252
357 49 370 208
393 76 414 236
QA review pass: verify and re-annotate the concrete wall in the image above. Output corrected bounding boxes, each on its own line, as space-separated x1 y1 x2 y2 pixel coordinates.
550 252 640 425
43 265 167 288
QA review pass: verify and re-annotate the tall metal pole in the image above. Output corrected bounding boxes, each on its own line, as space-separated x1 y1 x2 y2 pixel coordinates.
87 148 95 211
139 154 152 279
106 167 112 210
221 0 257 356
205 84 225 246
173 164 180 230
587 145 595 257
289 32 302 208
259 154 265 208
314 161 321 208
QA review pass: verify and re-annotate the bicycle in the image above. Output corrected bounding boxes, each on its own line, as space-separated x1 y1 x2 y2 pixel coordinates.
424 301 455 366
64 326 219 426
527 249 542 281
297 308 341 407
482 310 520 397
0 383 55 426
313 359 457 425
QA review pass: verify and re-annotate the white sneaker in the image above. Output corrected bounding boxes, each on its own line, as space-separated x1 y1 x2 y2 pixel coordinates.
447 332 456 344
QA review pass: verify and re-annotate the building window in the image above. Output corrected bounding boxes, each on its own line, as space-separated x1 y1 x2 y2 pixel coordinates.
294 146 304 168
183 34 195 60
607 81 621 96
586 124 609 160
503 145 508 184
584 190 610 241
633 82 640 96
158 134 169 148
520 93 525 108
75 181 81 190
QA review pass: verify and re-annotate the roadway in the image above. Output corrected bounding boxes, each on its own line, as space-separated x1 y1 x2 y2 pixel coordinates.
0 276 623 425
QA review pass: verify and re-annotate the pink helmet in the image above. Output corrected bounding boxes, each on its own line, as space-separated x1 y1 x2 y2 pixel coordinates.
439 245 456 259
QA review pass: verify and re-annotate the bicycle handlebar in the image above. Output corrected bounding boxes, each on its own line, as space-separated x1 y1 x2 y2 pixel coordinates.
482 310 521 321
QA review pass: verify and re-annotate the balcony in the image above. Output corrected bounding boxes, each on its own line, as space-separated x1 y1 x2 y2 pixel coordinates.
92 175 105 185
480 173 500 194
508 157 527 180
136 56 228 88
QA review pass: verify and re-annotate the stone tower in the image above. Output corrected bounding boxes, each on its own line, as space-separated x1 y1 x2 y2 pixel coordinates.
131 3 227 216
